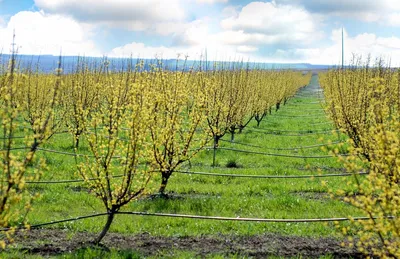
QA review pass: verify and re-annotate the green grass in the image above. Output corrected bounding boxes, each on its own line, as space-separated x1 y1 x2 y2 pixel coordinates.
3 75 362 257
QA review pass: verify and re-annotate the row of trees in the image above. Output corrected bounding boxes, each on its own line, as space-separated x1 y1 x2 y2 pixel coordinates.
320 59 400 258
0 56 310 244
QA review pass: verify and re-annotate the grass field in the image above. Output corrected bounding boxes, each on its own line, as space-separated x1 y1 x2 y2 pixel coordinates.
2 74 364 258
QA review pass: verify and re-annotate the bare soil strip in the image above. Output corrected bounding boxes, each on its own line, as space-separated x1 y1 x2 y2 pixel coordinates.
12 229 362 258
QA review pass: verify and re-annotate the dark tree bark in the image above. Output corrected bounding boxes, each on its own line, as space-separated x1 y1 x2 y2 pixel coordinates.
94 210 115 245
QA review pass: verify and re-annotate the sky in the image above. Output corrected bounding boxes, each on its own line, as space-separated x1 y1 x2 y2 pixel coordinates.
1 0 400 65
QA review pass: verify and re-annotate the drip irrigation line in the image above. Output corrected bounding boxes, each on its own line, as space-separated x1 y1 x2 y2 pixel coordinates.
219 139 344 151
286 102 324 106
0 130 70 140
25 174 125 184
246 129 338 137
36 147 122 159
23 167 360 185
116 211 385 223
3 212 393 232
0 147 29 152
293 96 324 100
295 93 323 96
30 213 108 228
211 147 348 158
289 92 320 97
283 108 325 111
52 130 70 135
269 114 327 119
309 121 334 126
247 127 338 134
272 113 327 118
1 213 108 231
219 139 266 149
0 136 26 140
175 170 367 179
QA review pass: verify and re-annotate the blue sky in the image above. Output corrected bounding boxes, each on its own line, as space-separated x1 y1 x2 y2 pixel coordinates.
1 0 400 65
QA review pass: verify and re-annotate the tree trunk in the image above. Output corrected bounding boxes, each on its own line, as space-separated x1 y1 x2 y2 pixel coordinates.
73 130 82 149
230 130 235 142
74 136 80 149
94 211 115 245
158 172 170 195
239 116 254 133
276 102 281 112
255 114 262 127
256 119 261 127
212 135 220 167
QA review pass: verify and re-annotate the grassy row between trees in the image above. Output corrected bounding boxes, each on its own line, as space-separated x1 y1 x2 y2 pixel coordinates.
0 55 311 247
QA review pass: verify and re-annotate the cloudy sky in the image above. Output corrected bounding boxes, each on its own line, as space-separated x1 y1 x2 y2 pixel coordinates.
1 0 400 65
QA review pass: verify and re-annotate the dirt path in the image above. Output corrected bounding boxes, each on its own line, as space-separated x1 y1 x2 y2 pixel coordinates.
12 229 362 258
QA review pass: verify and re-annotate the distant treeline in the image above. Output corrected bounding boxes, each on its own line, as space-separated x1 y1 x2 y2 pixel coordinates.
0 54 332 74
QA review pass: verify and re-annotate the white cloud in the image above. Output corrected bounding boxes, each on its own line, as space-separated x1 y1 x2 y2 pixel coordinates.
237 45 258 53
387 13 400 27
219 2 322 47
196 0 228 3
34 0 186 33
0 11 100 56
109 42 179 59
221 5 240 18
280 29 400 65
277 0 400 24
0 16 5 27
222 2 315 33
108 41 259 62
35 0 185 22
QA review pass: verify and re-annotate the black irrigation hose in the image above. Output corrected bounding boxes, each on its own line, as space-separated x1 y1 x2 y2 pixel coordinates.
175 170 367 179
293 96 324 99
246 129 338 137
24 170 359 185
36 147 122 159
0 136 26 140
0 131 70 140
283 108 325 111
0 147 29 152
24 164 360 185
117 211 386 223
269 114 327 118
219 139 344 151
25 174 125 184
1 213 108 231
247 127 338 134
219 139 266 148
5 212 392 232
211 147 348 158
32 213 109 228
286 102 324 106
309 121 334 126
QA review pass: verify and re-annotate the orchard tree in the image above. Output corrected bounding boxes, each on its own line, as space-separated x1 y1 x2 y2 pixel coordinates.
75 69 154 244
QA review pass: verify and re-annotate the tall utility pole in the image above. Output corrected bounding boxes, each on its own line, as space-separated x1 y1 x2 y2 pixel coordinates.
341 27 344 69
10 29 17 75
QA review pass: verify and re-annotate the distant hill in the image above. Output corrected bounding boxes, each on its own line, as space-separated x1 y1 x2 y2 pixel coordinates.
0 54 333 73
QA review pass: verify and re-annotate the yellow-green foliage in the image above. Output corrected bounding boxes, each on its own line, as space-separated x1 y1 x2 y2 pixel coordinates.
321 64 400 258
1 57 312 245
0 56 60 248
63 60 103 148
202 68 309 143
74 66 155 244
145 67 208 194
320 66 399 160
